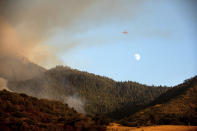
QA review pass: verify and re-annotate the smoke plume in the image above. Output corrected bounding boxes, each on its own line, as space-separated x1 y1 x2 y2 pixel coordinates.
0 0 144 68
0 0 142 113
64 94 86 114
0 77 10 91
0 0 94 68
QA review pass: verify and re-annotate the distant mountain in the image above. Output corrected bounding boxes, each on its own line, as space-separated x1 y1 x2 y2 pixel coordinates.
119 76 197 126
0 90 106 130
8 65 169 116
0 54 46 81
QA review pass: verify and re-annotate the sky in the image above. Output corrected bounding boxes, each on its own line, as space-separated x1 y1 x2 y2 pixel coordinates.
0 0 197 86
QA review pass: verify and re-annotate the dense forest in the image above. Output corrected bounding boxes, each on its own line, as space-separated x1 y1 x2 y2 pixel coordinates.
119 76 197 126
1 56 197 129
1 76 197 130
0 90 108 130
8 66 169 117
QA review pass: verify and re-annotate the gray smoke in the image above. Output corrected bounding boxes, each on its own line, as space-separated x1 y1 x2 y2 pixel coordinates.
0 77 11 91
64 94 86 114
0 0 144 68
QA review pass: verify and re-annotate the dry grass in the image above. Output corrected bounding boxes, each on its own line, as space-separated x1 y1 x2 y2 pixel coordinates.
107 123 197 131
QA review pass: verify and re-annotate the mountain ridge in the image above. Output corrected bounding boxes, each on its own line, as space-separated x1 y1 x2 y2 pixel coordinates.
119 76 197 126
0 55 196 128
7 65 169 116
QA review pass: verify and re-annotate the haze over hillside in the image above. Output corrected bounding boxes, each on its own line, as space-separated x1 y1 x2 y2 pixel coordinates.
0 54 196 118
2 56 168 115
0 39 196 129
0 54 46 81
0 0 197 130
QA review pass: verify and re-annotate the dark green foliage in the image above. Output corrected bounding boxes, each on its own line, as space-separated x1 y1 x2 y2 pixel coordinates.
119 76 197 126
2 65 197 128
8 65 169 118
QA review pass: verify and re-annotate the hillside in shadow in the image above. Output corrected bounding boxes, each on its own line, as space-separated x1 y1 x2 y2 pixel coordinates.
119 76 197 126
0 90 108 130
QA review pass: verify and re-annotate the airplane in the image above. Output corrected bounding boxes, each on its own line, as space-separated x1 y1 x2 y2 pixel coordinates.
122 30 128 34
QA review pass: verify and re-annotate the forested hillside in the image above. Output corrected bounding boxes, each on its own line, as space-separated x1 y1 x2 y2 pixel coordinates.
119 76 197 126
8 66 169 116
0 90 107 130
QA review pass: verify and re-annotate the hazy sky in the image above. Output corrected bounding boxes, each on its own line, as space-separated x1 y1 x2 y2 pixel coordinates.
1 0 197 86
